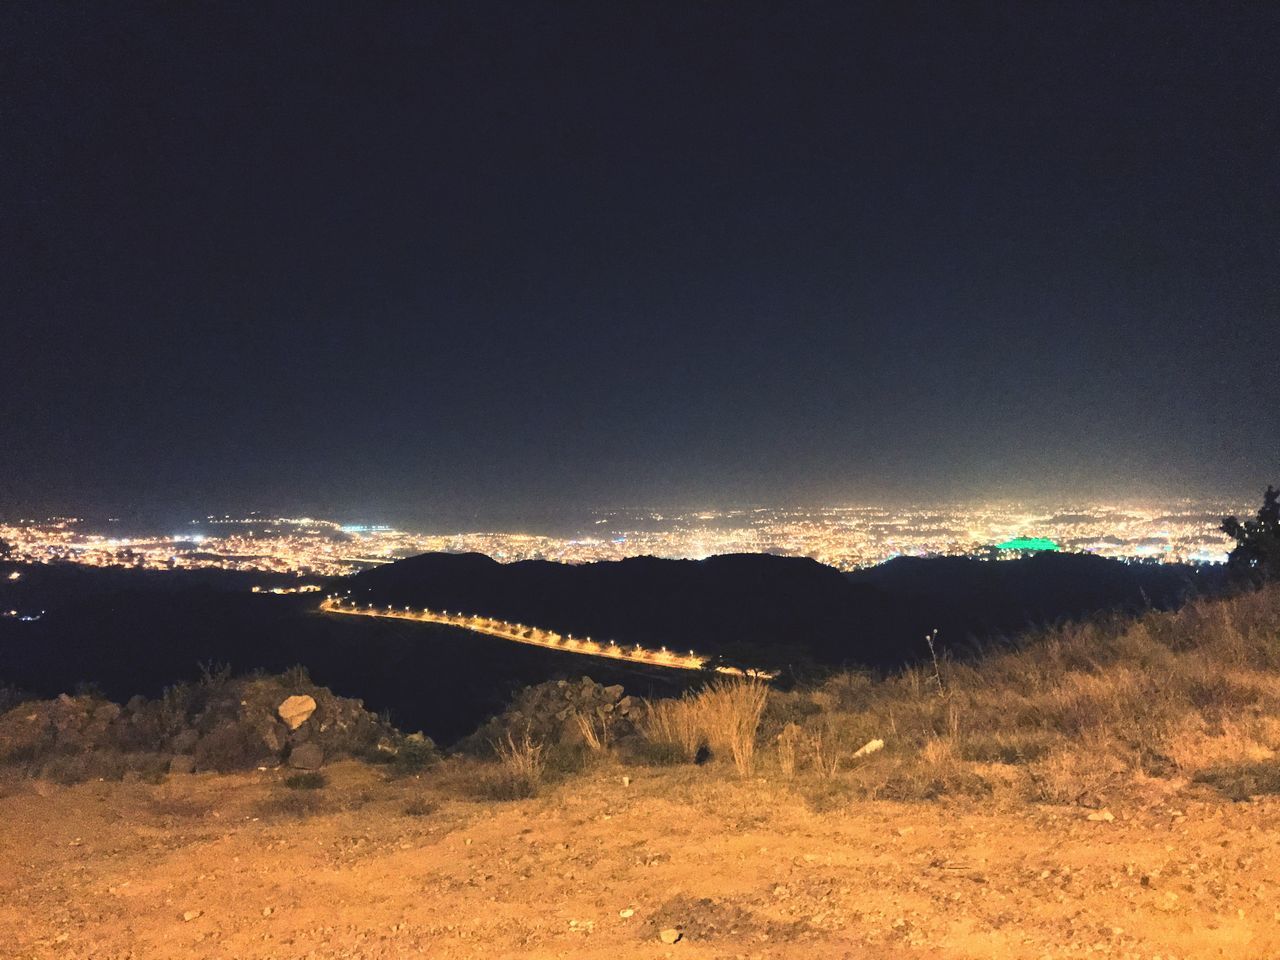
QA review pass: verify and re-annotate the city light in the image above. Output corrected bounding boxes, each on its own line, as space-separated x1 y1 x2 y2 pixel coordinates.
0 500 1240 579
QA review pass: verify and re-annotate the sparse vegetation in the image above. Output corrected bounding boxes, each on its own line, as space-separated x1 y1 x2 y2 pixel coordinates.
1192 758 1280 801
747 583 1280 805
402 795 437 817
637 696 703 761
254 791 328 819
484 730 546 799
694 678 770 776
284 771 327 790
635 678 771 775
574 709 612 753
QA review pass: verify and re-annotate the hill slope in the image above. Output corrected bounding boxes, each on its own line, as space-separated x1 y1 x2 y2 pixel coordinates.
348 551 1207 666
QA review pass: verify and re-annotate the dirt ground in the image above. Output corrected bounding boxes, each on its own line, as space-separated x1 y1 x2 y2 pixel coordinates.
1 761 1277 960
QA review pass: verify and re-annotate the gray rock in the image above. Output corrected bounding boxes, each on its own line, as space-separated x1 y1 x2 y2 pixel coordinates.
288 743 323 770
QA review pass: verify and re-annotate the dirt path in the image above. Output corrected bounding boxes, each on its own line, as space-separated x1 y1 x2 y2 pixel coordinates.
1 762 1277 959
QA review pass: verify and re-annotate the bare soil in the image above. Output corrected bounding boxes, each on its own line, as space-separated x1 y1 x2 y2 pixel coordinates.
2 761 1278 960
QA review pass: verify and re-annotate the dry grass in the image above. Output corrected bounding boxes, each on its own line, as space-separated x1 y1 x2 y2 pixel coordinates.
776 723 802 779
574 710 611 753
694 678 771 776
763 583 1280 804
489 731 546 798
639 679 770 776
638 696 703 760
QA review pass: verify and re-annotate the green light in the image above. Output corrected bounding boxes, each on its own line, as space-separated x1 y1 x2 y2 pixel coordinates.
995 536 1060 552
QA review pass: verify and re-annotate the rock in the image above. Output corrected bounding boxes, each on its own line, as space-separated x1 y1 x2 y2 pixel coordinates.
169 755 196 775
258 722 288 753
1087 809 1116 822
603 684 625 701
619 908 635 918
659 927 682 944
288 742 323 770
277 695 317 730
182 910 202 922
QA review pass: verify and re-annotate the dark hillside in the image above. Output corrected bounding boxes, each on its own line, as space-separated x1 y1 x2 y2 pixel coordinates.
349 551 1212 667
847 552 1213 650
0 563 695 743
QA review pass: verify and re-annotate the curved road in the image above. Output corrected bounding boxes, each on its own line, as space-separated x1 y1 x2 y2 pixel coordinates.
318 597 776 679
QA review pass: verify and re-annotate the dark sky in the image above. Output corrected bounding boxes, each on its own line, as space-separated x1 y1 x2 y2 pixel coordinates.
3 2 1277 527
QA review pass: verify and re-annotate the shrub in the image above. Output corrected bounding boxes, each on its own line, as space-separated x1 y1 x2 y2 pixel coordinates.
490 731 545 798
638 696 702 760
403 796 437 817
284 771 327 790
543 741 592 778
628 740 689 766
776 722 802 779
695 678 770 777
0 683 33 715
374 735 441 777
1193 759 1280 801
254 792 327 819
574 710 612 753
193 722 270 773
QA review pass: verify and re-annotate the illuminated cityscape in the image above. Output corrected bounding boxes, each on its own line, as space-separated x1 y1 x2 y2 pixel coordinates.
0 500 1242 577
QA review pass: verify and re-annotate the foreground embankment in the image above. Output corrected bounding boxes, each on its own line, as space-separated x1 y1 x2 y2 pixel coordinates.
1 759 1278 959
1 584 1278 957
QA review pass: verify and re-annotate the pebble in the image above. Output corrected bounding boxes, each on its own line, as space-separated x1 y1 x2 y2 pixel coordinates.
660 927 682 944
182 910 202 922
1087 809 1116 822
619 908 635 918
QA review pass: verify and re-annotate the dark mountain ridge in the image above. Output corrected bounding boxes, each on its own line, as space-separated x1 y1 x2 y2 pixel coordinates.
348 550 1212 669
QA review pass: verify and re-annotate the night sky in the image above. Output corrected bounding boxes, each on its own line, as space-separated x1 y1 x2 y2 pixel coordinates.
4 3 1277 527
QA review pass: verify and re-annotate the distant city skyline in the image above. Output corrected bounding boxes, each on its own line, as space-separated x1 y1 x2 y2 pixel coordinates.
1 497 1247 576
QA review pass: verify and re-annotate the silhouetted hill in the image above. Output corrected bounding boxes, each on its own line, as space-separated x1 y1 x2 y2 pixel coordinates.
346 552 897 668
847 552 1216 651
348 550 1213 668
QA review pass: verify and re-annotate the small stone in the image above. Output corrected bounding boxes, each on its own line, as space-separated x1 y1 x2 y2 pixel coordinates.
1087 809 1116 822
619 908 635 918
277 695 317 730
659 928 682 944
182 910 202 922
262 907 273 917
622 776 631 787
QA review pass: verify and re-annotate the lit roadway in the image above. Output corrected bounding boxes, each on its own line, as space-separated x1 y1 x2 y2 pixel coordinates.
318 597 777 679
